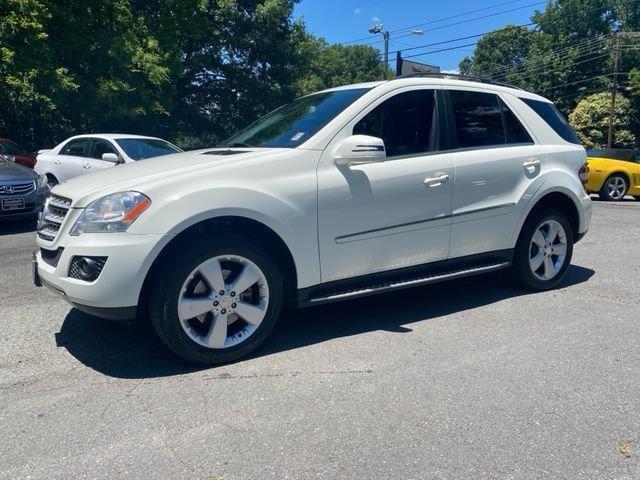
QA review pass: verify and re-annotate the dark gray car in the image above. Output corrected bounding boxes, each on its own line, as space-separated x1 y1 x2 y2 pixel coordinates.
0 157 48 221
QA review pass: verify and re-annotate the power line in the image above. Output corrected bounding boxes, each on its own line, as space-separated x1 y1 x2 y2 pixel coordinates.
342 0 537 45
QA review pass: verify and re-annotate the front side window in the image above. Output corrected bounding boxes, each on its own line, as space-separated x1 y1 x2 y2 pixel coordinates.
353 90 438 158
449 90 505 148
520 98 581 145
91 140 118 160
61 139 91 157
220 88 371 149
115 138 181 160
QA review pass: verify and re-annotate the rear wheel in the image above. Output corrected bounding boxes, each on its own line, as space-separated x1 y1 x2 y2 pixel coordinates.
599 174 628 201
511 209 573 291
148 234 284 364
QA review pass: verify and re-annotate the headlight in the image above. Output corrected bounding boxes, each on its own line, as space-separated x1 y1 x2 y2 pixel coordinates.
70 191 151 235
37 174 48 190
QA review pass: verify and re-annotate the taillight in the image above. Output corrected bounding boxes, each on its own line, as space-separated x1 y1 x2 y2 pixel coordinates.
579 161 589 185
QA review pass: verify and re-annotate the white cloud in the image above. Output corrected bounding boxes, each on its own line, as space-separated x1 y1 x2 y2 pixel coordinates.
442 69 460 74
353 8 361 14
371 16 380 22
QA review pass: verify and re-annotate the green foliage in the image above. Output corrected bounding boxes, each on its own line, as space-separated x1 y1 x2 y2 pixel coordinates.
568 92 636 148
459 0 640 147
0 0 385 150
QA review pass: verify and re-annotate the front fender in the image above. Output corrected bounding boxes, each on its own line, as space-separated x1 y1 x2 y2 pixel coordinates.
129 187 320 289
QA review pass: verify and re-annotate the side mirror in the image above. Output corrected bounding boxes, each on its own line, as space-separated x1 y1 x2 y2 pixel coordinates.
335 135 386 166
102 153 119 163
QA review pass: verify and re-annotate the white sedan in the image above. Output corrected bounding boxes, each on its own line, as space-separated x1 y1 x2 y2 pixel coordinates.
35 134 182 186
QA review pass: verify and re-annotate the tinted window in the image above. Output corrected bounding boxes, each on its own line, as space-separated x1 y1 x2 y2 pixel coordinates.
354 90 437 158
91 140 118 160
115 138 181 160
61 139 91 157
0 140 26 155
520 98 581 144
500 98 533 144
220 88 371 149
449 90 506 148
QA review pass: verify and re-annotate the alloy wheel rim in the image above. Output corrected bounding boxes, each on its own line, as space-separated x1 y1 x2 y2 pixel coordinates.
607 177 626 200
178 255 269 349
529 220 568 281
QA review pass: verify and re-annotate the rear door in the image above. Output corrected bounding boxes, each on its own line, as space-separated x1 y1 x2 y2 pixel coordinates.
55 138 92 181
443 88 545 258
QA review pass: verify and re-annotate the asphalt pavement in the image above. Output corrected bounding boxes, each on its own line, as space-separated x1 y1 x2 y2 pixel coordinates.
1 198 639 479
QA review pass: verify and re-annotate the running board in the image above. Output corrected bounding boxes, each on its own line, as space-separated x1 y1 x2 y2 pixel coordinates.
306 261 511 305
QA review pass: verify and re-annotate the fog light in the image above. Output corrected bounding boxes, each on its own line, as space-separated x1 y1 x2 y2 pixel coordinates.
69 256 107 282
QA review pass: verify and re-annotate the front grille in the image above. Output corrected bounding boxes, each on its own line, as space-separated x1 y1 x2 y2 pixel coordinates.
0 181 35 196
68 256 107 281
37 195 72 241
40 247 65 267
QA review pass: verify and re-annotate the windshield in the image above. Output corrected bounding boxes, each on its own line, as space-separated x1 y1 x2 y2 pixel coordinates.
115 138 182 160
219 88 372 148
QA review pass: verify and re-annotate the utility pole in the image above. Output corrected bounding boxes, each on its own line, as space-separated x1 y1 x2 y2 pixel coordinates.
607 34 621 149
607 32 640 148
369 24 389 79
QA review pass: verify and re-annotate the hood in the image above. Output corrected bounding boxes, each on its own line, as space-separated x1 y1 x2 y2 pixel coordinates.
0 160 39 181
51 147 292 206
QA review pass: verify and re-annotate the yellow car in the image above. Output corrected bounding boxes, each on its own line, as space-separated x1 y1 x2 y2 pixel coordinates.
585 149 640 201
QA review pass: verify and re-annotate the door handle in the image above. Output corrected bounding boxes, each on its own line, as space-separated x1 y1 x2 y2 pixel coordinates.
522 159 541 172
424 174 450 187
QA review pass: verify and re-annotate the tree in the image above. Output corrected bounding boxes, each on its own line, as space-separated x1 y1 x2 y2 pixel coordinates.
568 92 636 148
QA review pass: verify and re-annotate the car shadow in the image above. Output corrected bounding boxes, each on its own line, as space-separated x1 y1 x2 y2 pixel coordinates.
0 219 36 236
55 265 595 379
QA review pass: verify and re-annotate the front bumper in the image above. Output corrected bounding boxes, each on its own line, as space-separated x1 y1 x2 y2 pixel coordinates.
35 231 168 316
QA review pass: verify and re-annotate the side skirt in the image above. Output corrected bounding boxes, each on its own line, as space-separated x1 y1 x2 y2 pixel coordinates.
297 250 513 307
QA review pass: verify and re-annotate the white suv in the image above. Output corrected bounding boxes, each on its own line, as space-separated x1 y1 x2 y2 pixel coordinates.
35 134 182 187
33 76 592 364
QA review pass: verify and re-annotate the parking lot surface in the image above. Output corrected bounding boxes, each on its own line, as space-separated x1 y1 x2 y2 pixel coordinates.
1 199 639 479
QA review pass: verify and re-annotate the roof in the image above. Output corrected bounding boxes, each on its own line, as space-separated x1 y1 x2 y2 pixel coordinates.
66 133 162 141
318 77 549 103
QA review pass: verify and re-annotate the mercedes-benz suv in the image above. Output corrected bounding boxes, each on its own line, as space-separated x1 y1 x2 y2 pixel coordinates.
33 76 592 364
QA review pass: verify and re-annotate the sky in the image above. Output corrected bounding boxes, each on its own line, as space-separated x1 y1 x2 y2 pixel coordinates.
293 0 545 73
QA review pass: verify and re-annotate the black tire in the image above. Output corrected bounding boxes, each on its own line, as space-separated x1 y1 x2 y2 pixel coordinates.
598 174 628 201
511 208 574 291
634 196 640 201
148 233 285 364
46 174 58 189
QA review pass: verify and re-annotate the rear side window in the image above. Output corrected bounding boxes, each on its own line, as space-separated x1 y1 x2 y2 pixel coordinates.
520 98 581 144
61 139 91 157
500 98 533 144
449 90 505 148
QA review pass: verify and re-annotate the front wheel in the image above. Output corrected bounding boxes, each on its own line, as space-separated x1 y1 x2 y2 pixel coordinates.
599 174 628 201
511 209 574 291
148 234 285 364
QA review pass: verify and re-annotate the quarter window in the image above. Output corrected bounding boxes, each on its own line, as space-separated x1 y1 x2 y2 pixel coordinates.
353 90 438 158
61 139 91 157
520 98 581 145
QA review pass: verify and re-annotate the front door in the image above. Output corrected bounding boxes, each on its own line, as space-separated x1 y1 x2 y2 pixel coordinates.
317 87 455 283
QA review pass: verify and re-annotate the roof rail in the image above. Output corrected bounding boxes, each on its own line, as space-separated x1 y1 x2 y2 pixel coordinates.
391 72 524 91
